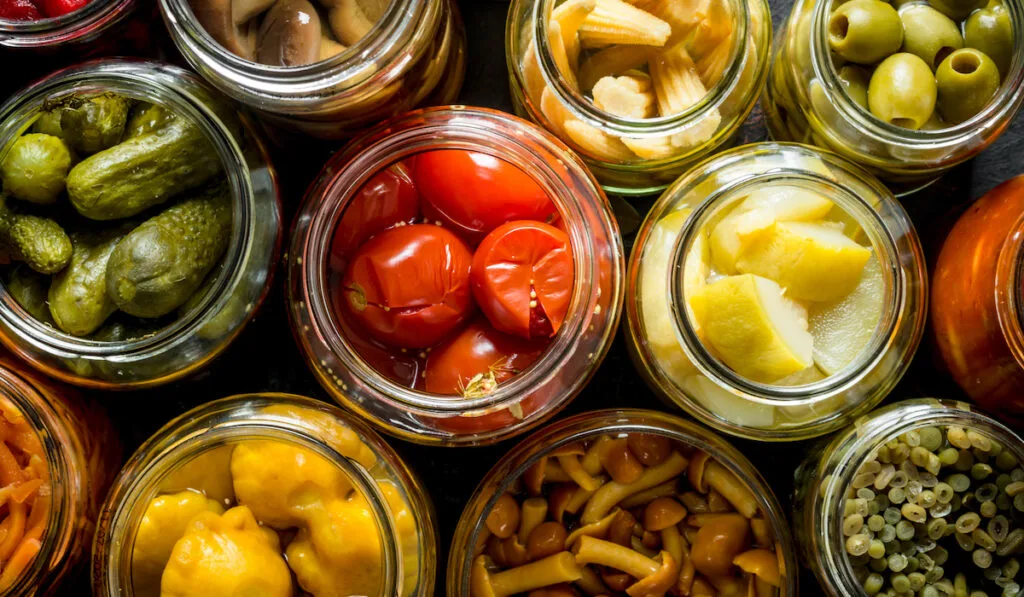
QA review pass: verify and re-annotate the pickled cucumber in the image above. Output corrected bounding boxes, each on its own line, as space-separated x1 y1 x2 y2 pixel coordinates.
66 115 222 221
30 110 63 138
0 196 71 275
106 184 232 318
48 226 131 336
59 93 132 155
6 265 53 324
126 103 176 138
1 134 72 205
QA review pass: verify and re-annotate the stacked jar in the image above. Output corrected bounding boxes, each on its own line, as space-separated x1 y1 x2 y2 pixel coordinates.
159 0 466 139
287 106 623 445
505 0 772 195
0 59 281 389
92 394 437 596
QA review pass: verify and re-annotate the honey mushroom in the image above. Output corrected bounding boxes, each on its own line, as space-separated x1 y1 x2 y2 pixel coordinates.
470 434 784 597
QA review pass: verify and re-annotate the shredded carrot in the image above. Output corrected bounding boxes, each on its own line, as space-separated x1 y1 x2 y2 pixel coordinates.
0 407 47 588
0 538 39 589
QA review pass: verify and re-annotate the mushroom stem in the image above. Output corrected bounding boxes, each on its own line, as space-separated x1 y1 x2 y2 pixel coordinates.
573 535 661 579
661 525 684 565
581 436 612 475
490 552 584 597
545 460 573 483
575 565 610 596
620 480 678 509
519 498 549 543
558 454 603 491
581 452 689 524
565 508 621 549
704 461 758 518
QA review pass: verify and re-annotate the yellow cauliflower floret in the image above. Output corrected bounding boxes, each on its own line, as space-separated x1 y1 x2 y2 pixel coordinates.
262 404 378 469
160 506 292 597
159 445 235 505
231 440 352 528
132 491 224 595
286 494 383 597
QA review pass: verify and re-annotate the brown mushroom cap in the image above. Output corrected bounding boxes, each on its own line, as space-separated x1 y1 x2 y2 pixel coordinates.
643 497 687 532
688 451 711 493
527 522 569 561
733 548 782 587
627 434 673 467
486 493 521 539
232 0 275 23
192 0 258 59
256 0 323 66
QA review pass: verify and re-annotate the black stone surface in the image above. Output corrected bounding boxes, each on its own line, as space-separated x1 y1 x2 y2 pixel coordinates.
41 0 1024 594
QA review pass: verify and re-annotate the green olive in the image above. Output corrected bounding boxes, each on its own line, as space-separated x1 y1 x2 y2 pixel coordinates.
838 64 872 108
829 0 904 64
867 53 937 129
964 2 1013 77
920 112 947 130
927 0 987 20
899 5 964 69
935 48 1001 123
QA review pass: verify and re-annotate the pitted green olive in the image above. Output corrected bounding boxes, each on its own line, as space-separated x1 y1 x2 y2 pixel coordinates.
829 0 904 64
867 53 937 129
964 2 1013 77
935 48 1001 124
838 65 872 108
899 5 964 69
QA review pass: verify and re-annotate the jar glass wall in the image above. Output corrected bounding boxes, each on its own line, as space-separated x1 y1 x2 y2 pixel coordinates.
92 393 437 597
792 399 1024 596
932 175 1024 426
159 0 466 140
625 143 927 441
506 0 772 195
287 106 623 446
0 59 281 390
447 409 798 597
0 354 121 595
764 0 1024 187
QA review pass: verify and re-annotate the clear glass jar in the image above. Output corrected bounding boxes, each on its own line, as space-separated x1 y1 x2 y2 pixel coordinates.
932 175 1024 426
0 353 121 595
0 59 281 390
447 408 798 597
625 143 927 441
159 0 466 140
92 393 436 596
287 106 623 446
792 398 1024 596
505 0 772 196
764 0 1024 188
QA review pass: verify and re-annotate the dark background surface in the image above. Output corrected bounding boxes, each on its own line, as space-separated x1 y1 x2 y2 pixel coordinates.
46 0 1024 594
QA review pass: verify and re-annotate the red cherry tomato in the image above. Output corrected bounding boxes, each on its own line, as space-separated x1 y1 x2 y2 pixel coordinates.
412 150 558 243
340 224 475 349
330 163 419 270
330 280 424 387
471 221 574 340
424 319 546 396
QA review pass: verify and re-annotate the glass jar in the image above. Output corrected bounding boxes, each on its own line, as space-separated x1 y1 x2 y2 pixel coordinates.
447 408 799 597
159 0 466 140
792 398 1024 596
932 175 1024 426
0 59 281 390
0 353 121 595
764 0 1024 188
625 142 927 441
505 0 772 196
287 106 623 446
0 1 153 96
92 393 437 596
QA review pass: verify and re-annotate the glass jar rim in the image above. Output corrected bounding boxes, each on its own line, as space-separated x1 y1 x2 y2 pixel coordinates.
93 393 404 596
447 408 799 597
810 0 1024 147
0 60 260 367
664 143 904 404
0 366 72 593
519 0 768 138
0 0 128 43
813 398 1024 597
291 105 623 417
995 206 1024 372
159 0 438 104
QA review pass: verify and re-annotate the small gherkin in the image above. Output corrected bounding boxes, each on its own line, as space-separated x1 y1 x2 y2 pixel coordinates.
0 195 72 275
58 92 133 155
